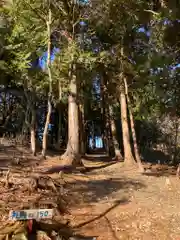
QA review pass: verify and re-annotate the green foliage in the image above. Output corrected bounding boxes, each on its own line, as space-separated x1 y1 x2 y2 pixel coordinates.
0 0 180 124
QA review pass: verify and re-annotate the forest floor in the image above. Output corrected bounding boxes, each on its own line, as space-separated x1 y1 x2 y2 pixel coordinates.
0 144 180 239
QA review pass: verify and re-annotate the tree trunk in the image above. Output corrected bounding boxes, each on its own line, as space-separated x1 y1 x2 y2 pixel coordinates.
104 131 110 155
120 88 135 166
100 75 107 152
79 24 86 155
22 106 30 143
30 108 36 156
57 110 62 144
109 105 122 160
172 117 179 164
42 100 52 158
23 88 36 155
41 9 52 159
79 104 86 155
103 106 112 156
61 64 82 166
128 107 144 171
57 79 62 146
124 78 144 172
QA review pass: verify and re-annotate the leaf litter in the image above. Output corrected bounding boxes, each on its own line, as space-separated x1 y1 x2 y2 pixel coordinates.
1 152 180 239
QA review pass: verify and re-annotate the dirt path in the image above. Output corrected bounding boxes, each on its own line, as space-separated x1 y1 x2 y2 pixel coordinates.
35 155 180 240
1 147 180 239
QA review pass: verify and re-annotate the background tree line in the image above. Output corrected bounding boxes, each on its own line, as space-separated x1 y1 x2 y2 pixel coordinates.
0 0 180 171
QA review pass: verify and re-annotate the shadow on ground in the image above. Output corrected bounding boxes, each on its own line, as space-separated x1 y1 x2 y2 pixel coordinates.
43 153 118 174
64 177 146 206
73 198 128 229
43 161 117 174
83 154 112 162
28 200 125 239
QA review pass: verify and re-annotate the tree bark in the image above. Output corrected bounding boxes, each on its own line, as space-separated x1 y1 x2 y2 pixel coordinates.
21 104 29 144
79 103 86 155
57 110 62 144
109 105 122 160
41 9 52 159
100 75 107 152
128 107 144 171
42 100 52 158
124 78 144 172
172 117 179 164
61 64 82 166
102 105 112 156
57 79 62 145
30 108 36 156
120 86 135 166
23 87 37 155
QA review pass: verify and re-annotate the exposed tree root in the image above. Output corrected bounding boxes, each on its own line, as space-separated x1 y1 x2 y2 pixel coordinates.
124 157 136 167
0 173 73 239
0 171 65 193
60 151 83 167
137 162 145 173
176 163 180 178
0 164 93 240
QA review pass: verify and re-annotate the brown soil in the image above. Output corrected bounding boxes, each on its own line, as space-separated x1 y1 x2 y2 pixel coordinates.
0 144 180 239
